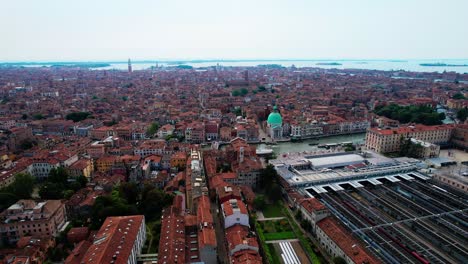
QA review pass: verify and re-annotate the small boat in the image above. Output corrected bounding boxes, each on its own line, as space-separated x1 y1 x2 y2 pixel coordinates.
308 142 319 146
256 148 273 155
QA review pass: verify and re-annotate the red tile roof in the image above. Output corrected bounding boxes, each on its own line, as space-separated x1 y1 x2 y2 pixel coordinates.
222 199 248 216
225 225 259 254
158 206 185 264
300 198 327 213
317 217 381 264
67 227 90 244
64 240 92 264
370 124 454 136
231 249 263 264
82 215 145 264
196 195 216 248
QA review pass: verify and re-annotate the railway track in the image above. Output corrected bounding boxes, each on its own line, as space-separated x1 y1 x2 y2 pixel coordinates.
371 186 468 263
341 190 450 264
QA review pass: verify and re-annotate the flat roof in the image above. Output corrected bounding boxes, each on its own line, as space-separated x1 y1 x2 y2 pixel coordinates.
306 154 364 168
272 151 419 186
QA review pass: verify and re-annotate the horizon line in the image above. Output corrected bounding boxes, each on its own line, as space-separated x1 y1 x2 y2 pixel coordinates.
1 58 468 64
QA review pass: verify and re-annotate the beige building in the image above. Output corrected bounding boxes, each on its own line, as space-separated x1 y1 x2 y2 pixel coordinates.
451 124 468 150
316 217 380 264
67 158 94 179
0 200 67 244
365 124 454 153
432 173 467 193
410 138 440 158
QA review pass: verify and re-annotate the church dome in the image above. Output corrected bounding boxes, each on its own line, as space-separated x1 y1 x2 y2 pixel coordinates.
267 106 282 125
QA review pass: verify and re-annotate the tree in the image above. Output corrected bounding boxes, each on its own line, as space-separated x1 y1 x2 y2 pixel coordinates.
48 167 69 185
8 173 35 199
452 93 466 100
267 183 282 202
333 256 347 264
66 112 91 122
375 104 443 125
254 195 266 210
240 88 248 96
259 164 278 190
76 175 88 188
0 193 19 211
457 107 468 122
399 138 423 158
33 113 44 120
232 90 241 96
39 182 64 199
69 181 82 192
118 182 139 204
63 190 75 200
146 122 159 136
20 139 35 150
90 195 138 229
139 188 174 221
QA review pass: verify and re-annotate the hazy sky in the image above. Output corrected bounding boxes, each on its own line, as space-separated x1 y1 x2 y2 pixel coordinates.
1 0 467 61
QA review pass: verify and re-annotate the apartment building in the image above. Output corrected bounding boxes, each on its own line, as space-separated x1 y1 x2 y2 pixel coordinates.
221 199 249 229
365 124 454 153
316 217 380 264
0 200 67 244
80 215 146 264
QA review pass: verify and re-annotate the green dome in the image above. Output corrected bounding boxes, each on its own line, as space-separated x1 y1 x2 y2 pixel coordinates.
267 107 282 125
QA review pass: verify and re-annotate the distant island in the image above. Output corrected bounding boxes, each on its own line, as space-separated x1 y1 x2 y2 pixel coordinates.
0 62 110 68
420 63 468 67
316 62 342 66
50 63 111 68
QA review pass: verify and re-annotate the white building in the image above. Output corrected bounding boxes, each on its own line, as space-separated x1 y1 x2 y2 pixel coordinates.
221 199 249 229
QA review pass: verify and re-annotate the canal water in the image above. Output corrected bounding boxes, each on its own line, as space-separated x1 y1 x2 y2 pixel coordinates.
257 133 366 154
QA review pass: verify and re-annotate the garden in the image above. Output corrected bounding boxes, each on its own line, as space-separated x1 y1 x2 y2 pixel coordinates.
262 202 285 218
258 219 296 241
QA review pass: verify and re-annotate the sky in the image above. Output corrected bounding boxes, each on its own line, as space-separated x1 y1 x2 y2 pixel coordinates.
1 0 468 61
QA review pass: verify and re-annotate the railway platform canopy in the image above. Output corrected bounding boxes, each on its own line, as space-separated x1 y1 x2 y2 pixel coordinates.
270 151 426 188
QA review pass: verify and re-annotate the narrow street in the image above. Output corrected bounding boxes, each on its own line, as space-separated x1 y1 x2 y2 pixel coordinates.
211 200 229 264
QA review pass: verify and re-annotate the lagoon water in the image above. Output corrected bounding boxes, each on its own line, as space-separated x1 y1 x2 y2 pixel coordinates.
95 59 468 73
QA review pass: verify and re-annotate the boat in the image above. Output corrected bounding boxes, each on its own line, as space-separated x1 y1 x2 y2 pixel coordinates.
308 142 319 146
256 148 274 155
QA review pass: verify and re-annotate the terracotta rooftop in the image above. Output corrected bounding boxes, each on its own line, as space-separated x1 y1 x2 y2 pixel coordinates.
82 215 145 264
231 249 263 264
317 217 381 264
158 206 185 264
300 198 327 213
370 124 454 136
222 199 248 217
225 225 259 254
64 240 92 264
